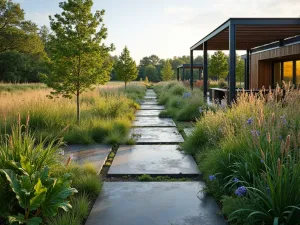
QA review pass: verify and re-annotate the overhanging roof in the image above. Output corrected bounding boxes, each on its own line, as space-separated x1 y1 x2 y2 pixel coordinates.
190 18 300 51
177 64 203 69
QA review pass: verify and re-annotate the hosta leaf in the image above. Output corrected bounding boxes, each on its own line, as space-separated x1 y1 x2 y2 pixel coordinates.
25 217 42 225
20 155 34 176
41 178 77 217
0 169 27 208
30 179 47 210
8 213 25 224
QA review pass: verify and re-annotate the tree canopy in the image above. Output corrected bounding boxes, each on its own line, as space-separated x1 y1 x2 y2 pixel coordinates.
144 64 159 82
208 50 228 80
161 60 173 81
44 0 114 123
115 46 138 89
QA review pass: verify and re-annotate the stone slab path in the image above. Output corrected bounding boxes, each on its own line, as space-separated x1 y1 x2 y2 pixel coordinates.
86 89 226 225
107 145 199 177
133 117 176 127
85 182 225 225
64 144 112 174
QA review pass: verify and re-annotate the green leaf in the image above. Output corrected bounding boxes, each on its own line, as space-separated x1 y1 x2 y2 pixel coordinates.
0 169 27 208
8 213 25 224
30 179 47 210
20 154 33 175
41 177 77 216
25 217 42 225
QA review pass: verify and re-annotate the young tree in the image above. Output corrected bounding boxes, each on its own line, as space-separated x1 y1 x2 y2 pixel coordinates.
115 46 138 89
161 60 173 81
45 0 114 124
144 64 159 82
208 50 228 81
236 55 245 87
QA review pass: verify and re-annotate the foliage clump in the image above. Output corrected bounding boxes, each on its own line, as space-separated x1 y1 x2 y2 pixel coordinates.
183 84 300 225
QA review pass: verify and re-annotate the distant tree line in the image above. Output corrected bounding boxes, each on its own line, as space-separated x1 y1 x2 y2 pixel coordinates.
112 51 244 84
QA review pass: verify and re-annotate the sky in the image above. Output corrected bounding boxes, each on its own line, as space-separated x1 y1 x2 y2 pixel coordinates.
15 0 300 63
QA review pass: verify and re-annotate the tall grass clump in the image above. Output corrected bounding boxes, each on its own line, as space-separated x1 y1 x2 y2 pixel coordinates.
154 81 206 122
183 84 300 224
0 83 145 144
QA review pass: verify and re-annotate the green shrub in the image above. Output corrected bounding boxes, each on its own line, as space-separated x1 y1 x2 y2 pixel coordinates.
183 87 300 224
73 174 102 197
138 174 153 181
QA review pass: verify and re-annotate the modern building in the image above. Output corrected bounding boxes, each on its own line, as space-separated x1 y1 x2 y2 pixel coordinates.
189 18 300 103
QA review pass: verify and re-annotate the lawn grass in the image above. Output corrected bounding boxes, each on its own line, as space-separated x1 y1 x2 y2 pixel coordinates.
0 82 146 144
182 85 300 224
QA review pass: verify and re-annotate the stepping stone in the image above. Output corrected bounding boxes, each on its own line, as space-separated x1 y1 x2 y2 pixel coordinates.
144 96 156 99
141 100 158 105
140 105 164 110
130 127 184 143
85 182 226 225
136 110 162 117
107 145 199 177
63 145 112 173
184 127 196 137
133 117 175 127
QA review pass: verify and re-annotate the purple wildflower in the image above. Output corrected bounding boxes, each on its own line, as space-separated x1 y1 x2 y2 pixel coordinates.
279 135 283 140
233 178 239 183
247 118 253 125
235 186 247 197
182 92 192 99
251 130 260 137
280 115 288 125
260 158 264 163
209 175 216 181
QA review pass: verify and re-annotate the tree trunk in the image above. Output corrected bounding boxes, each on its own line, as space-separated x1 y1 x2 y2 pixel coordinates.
76 90 80 124
125 81 127 91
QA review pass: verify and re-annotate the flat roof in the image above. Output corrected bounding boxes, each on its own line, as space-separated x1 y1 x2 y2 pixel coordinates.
177 64 203 69
190 18 300 51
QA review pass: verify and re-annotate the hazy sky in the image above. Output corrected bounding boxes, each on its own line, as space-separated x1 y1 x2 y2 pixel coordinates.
15 0 300 62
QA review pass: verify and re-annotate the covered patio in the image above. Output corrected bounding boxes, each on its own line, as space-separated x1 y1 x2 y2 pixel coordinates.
190 18 300 104
176 64 203 85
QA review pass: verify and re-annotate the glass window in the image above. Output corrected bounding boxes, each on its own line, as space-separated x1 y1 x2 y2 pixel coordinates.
283 61 293 84
296 61 300 87
273 62 281 86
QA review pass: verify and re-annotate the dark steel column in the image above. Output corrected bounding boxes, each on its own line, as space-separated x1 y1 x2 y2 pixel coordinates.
177 68 179 81
190 50 194 90
203 42 208 98
245 50 250 89
228 23 236 104
182 68 185 81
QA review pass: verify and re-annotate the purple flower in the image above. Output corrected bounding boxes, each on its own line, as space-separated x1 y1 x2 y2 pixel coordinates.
209 175 216 181
182 92 192 99
247 118 253 125
235 186 247 197
279 135 283 140
260 158 264 163
233 178 239 183
251 130 260 137
280 115 288 125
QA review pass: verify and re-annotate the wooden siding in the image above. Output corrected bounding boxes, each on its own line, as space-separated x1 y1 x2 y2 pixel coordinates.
250 43 300 89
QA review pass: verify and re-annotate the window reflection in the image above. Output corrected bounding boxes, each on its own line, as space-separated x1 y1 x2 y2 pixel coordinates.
283 61 293 84
296 61 300 86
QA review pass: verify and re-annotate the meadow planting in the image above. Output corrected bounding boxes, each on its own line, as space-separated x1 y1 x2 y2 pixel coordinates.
154 81 206 122
183 84 300 225
0 83 146 144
